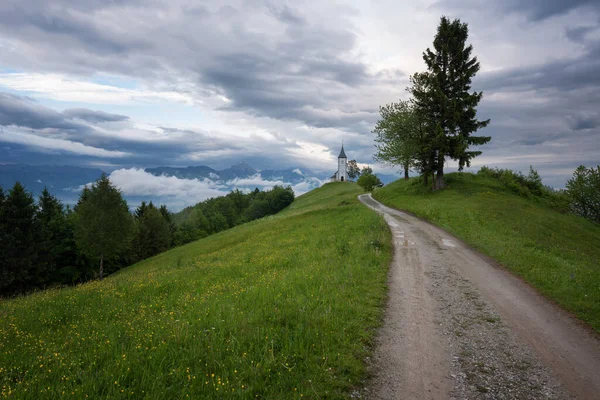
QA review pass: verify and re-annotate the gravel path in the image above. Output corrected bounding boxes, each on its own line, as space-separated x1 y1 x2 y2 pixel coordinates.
359 194 600 400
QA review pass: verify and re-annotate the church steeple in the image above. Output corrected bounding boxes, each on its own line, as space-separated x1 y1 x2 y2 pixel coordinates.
338 143 347 159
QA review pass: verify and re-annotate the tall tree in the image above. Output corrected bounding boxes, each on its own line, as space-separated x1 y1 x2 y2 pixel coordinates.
373 100 422 180
36 188 67 286
0 183 38 294
159 204 176 246
133 202 170 260
74 175 134 279
0 187 7 292
135 201 149 219
347 160 361 181
412 16 490 190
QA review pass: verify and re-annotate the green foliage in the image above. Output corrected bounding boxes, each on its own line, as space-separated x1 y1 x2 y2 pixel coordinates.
133 202 171 261
373 100 423 179
374 173 600 333
0 182 392 399
173 185 295 246
476 166 571 213
74 174 134 279
347 159 360 181
36 189 71 286
405 17 490 190
1 178 296 296
357 171 382 192
2 179 298 295
477 166 545 198
0 183 96 295
0 183 38 294
566 165 600 223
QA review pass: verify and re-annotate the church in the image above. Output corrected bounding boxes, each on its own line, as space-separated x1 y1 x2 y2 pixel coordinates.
330 144 348 182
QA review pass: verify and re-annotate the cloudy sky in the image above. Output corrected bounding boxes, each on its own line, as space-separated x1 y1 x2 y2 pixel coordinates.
0 0 599 188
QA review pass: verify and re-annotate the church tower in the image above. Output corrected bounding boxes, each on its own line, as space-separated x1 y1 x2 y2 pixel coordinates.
336 144 348 182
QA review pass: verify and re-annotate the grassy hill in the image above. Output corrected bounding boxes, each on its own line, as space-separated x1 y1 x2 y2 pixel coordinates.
0 182 391 399
374 172 600 333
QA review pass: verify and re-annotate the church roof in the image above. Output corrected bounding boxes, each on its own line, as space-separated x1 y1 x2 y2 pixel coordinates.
338 145 347 159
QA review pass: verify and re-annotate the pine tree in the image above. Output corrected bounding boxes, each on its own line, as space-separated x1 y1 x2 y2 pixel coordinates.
135 201 149 219
74 175 134 279
412 16 490 190
0 183 38 294
133 202 170 260
35 188 67 286
159 204 176 247
0 187 7 292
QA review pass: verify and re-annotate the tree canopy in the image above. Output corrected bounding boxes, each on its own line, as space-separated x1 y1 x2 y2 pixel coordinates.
347 160 361 181
566 165 600 223
74 175 134 279
374 16 490 190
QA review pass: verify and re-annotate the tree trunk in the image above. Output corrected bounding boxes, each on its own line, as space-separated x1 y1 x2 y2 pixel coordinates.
433 166 446 191
99 253 104 280
404 163 409 180
424 172 428 187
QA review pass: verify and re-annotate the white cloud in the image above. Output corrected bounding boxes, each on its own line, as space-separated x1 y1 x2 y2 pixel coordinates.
86 169 329 210
108 168 226 198
0 73 195 105
291 177 328 195
226 174 287 188
292 168 303 175
0 129 130 157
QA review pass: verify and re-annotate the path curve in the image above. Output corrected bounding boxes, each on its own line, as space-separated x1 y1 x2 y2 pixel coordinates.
359 193 600 400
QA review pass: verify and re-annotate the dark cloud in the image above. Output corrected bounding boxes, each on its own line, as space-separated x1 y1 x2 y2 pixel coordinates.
567 113 600 131
0 4 148 55
436 0 600 21
0 0 598 188
565 26 595 43
501 0 599 21
0 94 320 171
0 1 397 132
0 92 86 131
266 4 306 25
62 108 129 123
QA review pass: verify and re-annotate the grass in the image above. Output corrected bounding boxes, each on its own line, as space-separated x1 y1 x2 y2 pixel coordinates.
374 172 600 333
0 182 392 399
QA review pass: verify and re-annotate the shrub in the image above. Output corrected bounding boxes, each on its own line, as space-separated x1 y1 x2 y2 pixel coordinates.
478 166 544 198
477 166 572 213
566 165 600 223
357 173 382 192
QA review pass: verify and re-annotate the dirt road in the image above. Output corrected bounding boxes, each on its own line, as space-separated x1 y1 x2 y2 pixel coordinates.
359 194 600 400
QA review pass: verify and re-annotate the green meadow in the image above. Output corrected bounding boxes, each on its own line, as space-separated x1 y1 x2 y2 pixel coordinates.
374 172 600 333
0 182 392 399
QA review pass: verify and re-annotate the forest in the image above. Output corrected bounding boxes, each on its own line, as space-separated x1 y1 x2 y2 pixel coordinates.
0 175 295 296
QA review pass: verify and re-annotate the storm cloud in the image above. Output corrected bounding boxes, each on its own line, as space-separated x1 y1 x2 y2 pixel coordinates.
0 0 598 187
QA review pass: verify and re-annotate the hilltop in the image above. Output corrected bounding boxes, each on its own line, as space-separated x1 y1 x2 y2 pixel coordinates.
374 172 600 332
0 182 391 399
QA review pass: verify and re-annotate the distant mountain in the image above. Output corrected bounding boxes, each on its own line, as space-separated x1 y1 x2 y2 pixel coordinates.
145 162 262 181
145 163 329 184
0 164 104 201
216 162 258 181
377 173 400 185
